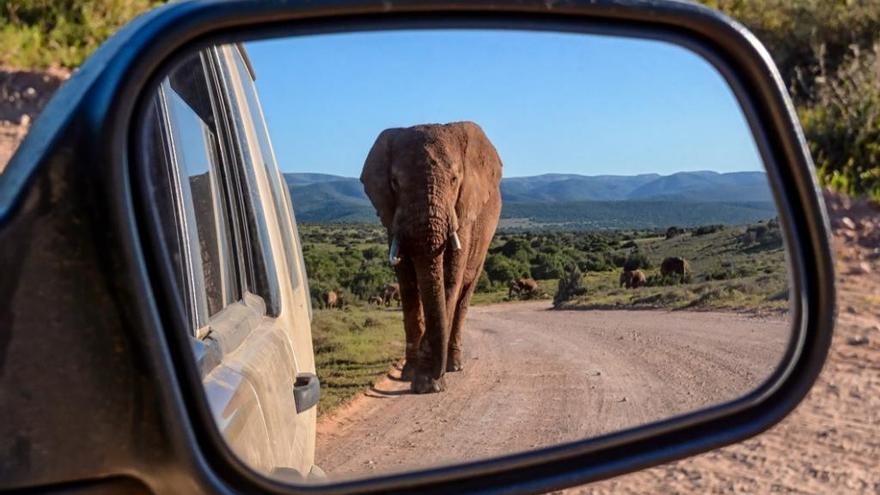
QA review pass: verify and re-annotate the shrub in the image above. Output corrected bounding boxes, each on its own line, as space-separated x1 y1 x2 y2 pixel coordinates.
665 226 684 239
577 253 613 273
553 266 586 307
800 44 880 201
622 251 651 271
531 252 567 279
484 253 528 284
475 270 493 292
0 0 167 68
693 224 725 236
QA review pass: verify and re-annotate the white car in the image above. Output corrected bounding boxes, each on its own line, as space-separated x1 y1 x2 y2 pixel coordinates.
142 43 320 479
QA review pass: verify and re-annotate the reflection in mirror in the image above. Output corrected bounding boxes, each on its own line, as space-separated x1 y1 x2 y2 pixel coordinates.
139 29 791 483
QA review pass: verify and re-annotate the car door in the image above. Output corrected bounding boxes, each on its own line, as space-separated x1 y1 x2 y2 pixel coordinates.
209 43 319 477
143 46 318 478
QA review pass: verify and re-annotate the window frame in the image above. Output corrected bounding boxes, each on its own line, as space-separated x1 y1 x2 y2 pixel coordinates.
211 44 283 316
155 50 249 337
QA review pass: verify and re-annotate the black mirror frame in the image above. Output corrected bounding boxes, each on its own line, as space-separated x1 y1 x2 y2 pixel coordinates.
0 1 834 494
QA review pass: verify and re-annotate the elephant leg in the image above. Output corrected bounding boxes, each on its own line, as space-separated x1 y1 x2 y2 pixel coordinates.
447 280 476 372
396 258 424 381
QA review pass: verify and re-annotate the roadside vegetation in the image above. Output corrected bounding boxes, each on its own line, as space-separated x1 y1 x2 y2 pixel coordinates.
311 305 403 414
0 1 165 69
699 0 880 201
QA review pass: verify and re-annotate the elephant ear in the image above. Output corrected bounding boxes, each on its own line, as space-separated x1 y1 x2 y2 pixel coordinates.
456 122 503 224
361 128 401 230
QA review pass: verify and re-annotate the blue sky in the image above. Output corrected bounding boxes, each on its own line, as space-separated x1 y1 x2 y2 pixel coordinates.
246 30 763 178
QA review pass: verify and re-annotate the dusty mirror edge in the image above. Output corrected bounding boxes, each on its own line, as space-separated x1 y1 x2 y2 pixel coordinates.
121 4 833 495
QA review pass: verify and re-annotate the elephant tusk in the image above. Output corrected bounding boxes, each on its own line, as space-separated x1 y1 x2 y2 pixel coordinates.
389 237 402 266
450 231 462 251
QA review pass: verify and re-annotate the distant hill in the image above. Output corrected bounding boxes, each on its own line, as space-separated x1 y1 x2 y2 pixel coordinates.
499 200 777 230
284 170 777 228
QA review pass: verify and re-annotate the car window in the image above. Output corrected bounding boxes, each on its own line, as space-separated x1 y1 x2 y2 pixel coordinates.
229 46 305 293
213 46 283 314
163 53 241 329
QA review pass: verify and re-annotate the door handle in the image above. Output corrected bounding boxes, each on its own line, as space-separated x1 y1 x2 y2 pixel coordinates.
293 373 320 413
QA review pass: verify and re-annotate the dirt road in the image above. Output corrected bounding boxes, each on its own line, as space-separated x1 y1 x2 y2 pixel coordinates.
582 192 880 495
317 304 789 479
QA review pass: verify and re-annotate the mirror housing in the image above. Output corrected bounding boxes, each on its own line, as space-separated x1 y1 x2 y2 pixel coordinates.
0 1 835 493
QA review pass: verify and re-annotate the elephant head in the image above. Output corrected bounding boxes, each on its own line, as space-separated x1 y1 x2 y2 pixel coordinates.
362 122 499 259
360 122 502 390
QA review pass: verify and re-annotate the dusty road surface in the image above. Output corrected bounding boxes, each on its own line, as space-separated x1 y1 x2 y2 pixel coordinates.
317 303 789 479
582 192 880 495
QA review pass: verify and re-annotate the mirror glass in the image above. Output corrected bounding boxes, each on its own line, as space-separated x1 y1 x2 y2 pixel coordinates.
139 28 792 483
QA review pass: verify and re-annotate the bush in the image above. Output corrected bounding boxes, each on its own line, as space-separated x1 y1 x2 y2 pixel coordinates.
693 224 725 236
577 253 613 273
665 226 684 239
622 251 652 271
697 1 880 199
553 266 586 307
475 270 493 292
496 238 535 264
0 0 166 68
484 253 528 284
531 252 567 279
800 42 880 201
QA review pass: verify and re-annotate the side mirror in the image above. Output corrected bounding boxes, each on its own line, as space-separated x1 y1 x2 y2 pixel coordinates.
0 1 835 494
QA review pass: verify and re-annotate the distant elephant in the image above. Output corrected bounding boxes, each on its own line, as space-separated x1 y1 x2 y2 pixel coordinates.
382 283 401 307
661 257 690 281
369 295 384 306
620 269 646 289
508 277 539 299
361 122 503 393
323 290 339 309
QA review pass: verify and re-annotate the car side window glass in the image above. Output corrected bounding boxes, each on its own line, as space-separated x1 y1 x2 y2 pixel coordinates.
213 46 281 314
229 47 305 293
164 53 240 329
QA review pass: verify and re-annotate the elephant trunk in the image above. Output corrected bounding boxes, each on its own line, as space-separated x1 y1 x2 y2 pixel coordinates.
413 252 448 380
388 206 461 266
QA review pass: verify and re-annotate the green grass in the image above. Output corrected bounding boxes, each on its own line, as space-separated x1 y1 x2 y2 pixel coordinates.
311 305 404 415
557 272 788 314
559 227 789 314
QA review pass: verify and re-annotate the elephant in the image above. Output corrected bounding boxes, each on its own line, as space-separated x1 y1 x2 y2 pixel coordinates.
369 295 384 306
361 121 503 394
661 257 690 281
508 277 539 299
322 290 339 309
382 283 401 307
620 269 646 289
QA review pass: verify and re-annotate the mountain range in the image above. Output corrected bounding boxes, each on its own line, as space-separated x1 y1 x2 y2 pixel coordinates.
285 171 777 229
